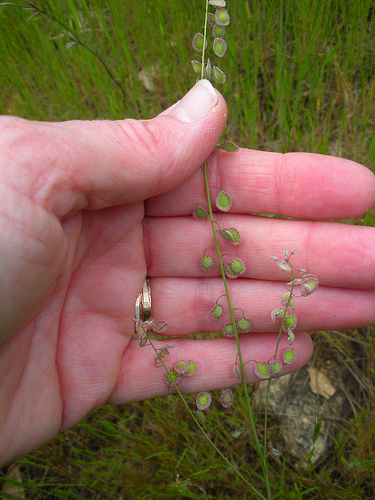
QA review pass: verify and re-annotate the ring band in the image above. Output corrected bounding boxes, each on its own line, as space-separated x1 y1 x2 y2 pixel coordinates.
135 277 152 323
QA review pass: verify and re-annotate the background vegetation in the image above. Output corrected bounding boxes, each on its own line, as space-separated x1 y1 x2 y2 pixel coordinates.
0 0 374 498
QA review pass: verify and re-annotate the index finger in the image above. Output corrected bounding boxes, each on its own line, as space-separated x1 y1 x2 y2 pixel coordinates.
146 149 375 219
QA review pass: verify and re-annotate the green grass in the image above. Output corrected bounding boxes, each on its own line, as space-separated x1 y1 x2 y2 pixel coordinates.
0 0 375 498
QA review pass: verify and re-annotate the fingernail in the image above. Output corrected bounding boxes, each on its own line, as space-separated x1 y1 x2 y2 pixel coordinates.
168 79 218 123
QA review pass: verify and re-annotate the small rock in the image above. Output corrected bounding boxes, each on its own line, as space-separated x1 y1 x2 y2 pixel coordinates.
256 360 345 466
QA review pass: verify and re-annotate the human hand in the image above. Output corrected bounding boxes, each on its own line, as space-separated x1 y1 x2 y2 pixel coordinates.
1 80 374 467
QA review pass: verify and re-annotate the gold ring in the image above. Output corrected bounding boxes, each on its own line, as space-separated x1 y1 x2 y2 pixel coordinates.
135 277 152 323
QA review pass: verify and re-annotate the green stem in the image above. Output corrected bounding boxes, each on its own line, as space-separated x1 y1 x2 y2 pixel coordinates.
147 335 266 500
263 265 295 463
203 162 272 499
197 3 271 496
200 0 209 80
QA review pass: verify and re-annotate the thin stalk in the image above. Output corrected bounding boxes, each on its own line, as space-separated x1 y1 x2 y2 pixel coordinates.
203 162 272 499
147 335 267 500
19 0 127 104
200 0 209 79
263 266 295 464
273 265 295 359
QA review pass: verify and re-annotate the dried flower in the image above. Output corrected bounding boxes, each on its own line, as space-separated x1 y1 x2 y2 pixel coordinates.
300 274 319 296
272 249 297 273
154 344 174 366
271 308 284 323
279 291 295 308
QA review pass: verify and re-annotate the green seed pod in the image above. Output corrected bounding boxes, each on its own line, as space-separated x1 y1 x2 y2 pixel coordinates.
207 12 216 27
174 360 190 374
209 0 226 7
192 32 208 52
215 189 232 211
191 59 202 74
215 7 230 26
233 363 240 378
211 303 223 319
213 24 225 38
196 391 212 411
164 370 182 388
184 360 198 377
282 348 297 365
199 251 214 271
222 322 235 336
195 410 206 422
230 428 243 438
205 58 212 80
283 313 298 332
193 203 208 220
230 257 246 276
213 37 227 57
224 263 239 279
237 313 252 333
255 361 271 379
268 360 283 375
252 394 261 407
213 65 226 84
218 227 242 245
216 141 239 152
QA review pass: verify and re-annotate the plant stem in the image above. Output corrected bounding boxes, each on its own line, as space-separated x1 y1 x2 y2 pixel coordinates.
200 0 209 79
147 335 267 500
203 162 272 499
21 0 127 104
263 266 295 466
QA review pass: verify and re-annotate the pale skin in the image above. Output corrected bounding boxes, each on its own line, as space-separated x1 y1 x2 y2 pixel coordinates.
1 81 375 467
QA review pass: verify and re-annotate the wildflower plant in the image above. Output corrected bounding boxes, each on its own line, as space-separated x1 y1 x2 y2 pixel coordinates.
190 3 319 497
137 3 319 497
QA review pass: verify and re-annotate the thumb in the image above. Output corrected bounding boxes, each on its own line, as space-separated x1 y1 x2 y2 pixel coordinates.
2 80 227 218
